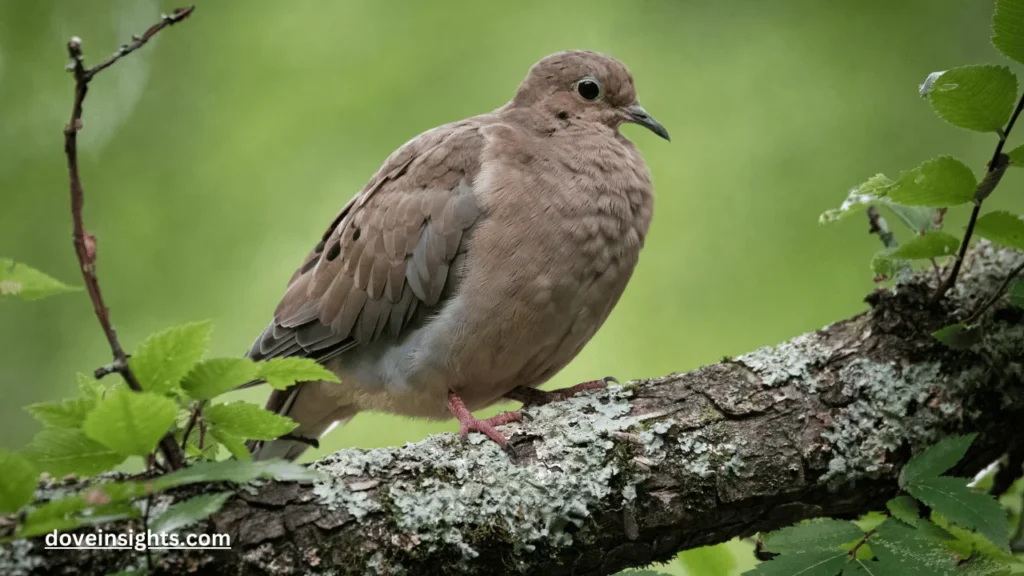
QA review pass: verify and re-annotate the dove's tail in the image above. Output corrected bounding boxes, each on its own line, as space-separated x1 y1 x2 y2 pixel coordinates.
249 380 358 461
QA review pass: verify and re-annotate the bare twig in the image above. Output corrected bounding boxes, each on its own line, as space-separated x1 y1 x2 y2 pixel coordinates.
180 405 201 451
62 6 195 471
935 92 1024 298
963 260 1024 325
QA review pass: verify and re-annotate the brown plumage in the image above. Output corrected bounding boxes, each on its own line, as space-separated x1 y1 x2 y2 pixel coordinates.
248 50 668 460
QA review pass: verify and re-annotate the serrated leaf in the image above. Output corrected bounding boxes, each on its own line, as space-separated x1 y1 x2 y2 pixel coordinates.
181 358 259 400
905 477 1009 552
129 321 212 394
83 389 178 456
900 434 977 487
886 496 923 526
889 232 961 260
209 427 251 461
23 428 126 477
25 396 95 429
761 518 864 554
0 451 37 513
1010 279 1024 308
0 258 79 301
820 175 897 223
932 323 983 350
887 157 977 207
678 543 736 576
1007 144 1024 167
151 492 232 534
871 519 959 576
743 550 849 576
993 0 1024 65
256 357 340 390
974 210 1024 250
203 401 298 441
152 458 321 490
926 65 1017 133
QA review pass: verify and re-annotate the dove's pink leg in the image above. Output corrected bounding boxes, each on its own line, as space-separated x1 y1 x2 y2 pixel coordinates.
504 377 616 407
447 393 522 448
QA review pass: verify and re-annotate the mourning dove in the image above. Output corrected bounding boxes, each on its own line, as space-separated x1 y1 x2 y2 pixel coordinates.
248 50 668 461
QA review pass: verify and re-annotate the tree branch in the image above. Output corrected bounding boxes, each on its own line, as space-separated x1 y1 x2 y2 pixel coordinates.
4 244 1022 576
62 6 194 471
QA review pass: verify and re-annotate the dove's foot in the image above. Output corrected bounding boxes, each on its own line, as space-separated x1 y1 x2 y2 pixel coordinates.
504 376 617 407
447 392 522 449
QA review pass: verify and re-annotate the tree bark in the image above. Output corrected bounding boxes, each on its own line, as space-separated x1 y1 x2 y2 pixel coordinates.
3 244 1023 576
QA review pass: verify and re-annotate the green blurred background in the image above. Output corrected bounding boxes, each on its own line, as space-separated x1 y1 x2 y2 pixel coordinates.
2 1 1021 573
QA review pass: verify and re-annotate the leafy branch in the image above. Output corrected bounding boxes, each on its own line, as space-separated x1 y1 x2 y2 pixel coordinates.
61 6 196 472
748 435 1017 575
822 0 1024 349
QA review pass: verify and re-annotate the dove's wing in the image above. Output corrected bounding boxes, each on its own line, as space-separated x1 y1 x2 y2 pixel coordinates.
247 120 485 413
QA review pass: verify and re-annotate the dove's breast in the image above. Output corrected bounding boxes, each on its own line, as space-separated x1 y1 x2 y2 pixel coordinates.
432 123 654 408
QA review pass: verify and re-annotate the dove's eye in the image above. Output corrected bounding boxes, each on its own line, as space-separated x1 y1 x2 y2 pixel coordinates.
576 78 601 100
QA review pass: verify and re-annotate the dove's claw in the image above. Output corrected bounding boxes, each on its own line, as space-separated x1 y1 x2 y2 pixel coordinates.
504 377 614 407
447 393 521 449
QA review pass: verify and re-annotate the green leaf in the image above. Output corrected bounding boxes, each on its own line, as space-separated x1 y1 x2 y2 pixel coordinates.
151 492 232 534
179 426 220 461
886 496 923 526
886 204 940 234
744 550 849 576
925 65 1017 133
0 451 37 513
870 519 958 576
83 389 178 456
973 210 1024 250
18 497 140 539
993 0 1024 65
203 401 298 441
889 232 961 260
887 157 977 207
129 321 212 394
761 518 864 554
1007 144 1024 167
0 258 79 301
900 434 977 487
256 357 340 390
932 323 983 350
209 427 251 461
153 458 321 490
905 477 1009 552
820 174 897 223
181 358 259 400
678 543 736 576
871 250 903 280
1009 279 1024 308
23 428 126 477
25 396 95 429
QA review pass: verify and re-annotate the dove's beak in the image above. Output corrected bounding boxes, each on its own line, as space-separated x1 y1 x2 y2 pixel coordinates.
624 104 670 141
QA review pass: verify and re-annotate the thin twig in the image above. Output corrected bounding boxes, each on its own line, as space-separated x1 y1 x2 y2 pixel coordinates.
935 92 1024 298
963 260 1024 325
62 6 195 471
180 405 200 451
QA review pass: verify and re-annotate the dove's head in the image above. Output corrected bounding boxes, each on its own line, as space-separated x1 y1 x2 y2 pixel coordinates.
510 50 669 141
